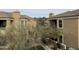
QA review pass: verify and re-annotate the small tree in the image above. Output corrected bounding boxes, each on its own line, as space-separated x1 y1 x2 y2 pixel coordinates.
34 21 60 49
5 20 37 50
36 20 60 40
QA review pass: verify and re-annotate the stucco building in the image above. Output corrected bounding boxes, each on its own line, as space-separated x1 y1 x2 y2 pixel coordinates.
0 11 37 36
49 9 79 49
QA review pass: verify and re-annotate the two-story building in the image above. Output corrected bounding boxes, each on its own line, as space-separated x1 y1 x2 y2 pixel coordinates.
0 11 37 35
49 9 79 49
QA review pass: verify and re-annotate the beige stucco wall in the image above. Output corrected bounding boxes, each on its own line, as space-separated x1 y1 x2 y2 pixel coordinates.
12 12 21 29
26 19 37 31
78 16 79 48
63 17 78 48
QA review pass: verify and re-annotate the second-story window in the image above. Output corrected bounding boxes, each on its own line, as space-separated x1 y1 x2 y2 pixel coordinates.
57 19 63 29
59 20 62 28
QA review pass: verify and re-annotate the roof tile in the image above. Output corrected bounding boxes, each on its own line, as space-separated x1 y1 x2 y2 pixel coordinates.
53 9 79 18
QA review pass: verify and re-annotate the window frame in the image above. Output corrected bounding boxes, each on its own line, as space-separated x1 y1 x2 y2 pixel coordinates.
58 34 64 44
57 18 63 29
0 20 6 28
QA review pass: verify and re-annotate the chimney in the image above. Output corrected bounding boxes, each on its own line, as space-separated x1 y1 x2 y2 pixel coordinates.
49 13 54 18
12 10 20 19
12 11 21 29
48 13 54 20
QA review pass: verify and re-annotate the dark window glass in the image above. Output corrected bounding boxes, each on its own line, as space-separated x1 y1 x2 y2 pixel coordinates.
59 36 62 43
59 20 62 28
0 20 6 27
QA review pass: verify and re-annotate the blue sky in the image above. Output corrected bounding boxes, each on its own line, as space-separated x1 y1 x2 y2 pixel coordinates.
0 9 73 17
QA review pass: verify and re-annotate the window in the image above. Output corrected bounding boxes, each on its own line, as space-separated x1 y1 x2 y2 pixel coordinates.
57 19 63 29
59 36 63 43
50 20 57 28
0 20 6 27
58 35 64 43
59 20 62 27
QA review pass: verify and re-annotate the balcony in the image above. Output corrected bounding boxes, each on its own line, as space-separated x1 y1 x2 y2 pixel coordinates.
50 20 57 30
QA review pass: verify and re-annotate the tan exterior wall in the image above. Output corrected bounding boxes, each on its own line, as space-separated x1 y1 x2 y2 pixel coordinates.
25 19 37 33
0 11 37 38
63 18 78 48
12 12 21 29
78 16 79 48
